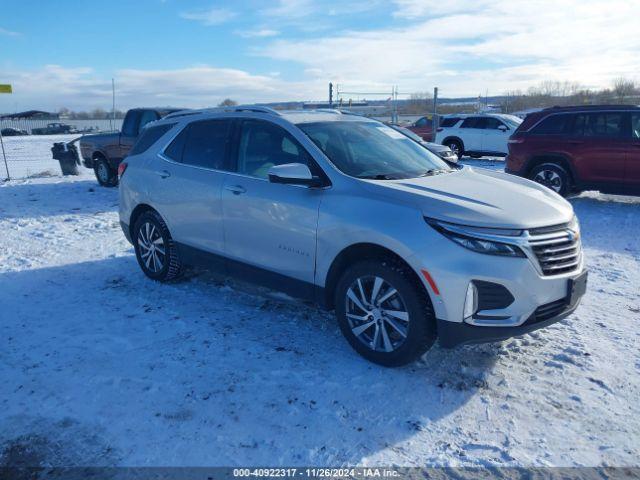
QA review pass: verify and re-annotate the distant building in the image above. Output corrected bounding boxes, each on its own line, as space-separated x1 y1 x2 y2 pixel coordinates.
0 110 59 120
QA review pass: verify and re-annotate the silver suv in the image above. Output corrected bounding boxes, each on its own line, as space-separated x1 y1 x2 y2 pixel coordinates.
118 106 587 366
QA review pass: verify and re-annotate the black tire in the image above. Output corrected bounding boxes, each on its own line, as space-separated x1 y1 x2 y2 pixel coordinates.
133 210 183 282
94 157 118 187
334 259 437 367
445 138 464 158
529 162 571 197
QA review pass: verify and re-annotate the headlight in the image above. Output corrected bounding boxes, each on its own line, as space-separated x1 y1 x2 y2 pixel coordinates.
426 218 526 257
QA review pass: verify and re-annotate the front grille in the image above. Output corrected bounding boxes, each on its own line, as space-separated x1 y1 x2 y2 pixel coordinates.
528 223 581 276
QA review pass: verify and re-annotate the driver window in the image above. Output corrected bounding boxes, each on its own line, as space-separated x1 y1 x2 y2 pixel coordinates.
237 120 310 179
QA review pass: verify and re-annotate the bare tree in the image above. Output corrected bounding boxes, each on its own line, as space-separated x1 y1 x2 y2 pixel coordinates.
218 98 238 107
404 92 432 114
612 78 637 103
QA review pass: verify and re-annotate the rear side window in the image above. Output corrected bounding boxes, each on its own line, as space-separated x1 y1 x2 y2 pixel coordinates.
531 114 571 135
164 127 188 161
440 117 460 128
129 123 175 156
572 113 624 138
460 117 482 128
138 110 159 132
181 119 232 169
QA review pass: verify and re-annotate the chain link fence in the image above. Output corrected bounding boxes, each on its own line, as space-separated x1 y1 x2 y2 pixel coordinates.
0 118 122 180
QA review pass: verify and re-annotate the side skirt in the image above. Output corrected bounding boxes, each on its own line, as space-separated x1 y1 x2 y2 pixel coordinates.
175 242 328 309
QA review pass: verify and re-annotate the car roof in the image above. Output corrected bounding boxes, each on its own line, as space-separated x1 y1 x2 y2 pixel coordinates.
157 106 377 126
540 104 640 113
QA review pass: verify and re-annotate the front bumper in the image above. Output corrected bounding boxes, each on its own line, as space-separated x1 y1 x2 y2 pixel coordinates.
437 282 584 347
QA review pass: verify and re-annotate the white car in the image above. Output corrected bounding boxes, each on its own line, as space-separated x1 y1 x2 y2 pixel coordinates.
118 107 586 366
435 114 523 158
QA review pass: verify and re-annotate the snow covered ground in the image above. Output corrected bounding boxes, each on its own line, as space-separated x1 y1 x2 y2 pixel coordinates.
0 134 80 180
0 164 639 469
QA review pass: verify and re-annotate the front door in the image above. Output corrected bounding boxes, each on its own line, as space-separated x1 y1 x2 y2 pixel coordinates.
569 112 627 184
151 118 233 255
222 119 322 285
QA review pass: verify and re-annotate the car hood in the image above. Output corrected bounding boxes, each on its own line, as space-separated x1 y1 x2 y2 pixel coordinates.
359 167 574 229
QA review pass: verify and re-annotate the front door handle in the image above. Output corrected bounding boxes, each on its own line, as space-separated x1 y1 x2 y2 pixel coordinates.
225 184 247 195
155 170 171 179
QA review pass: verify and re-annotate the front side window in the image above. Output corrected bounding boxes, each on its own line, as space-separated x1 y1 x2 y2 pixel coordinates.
481 117 506 130
572 113 624 138
180 119 231 169
440 117 460 128
415 117 430 127
299 121 450 179
237 120 311 179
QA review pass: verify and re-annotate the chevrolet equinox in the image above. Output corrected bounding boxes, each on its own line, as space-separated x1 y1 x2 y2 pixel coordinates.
118 106 587 366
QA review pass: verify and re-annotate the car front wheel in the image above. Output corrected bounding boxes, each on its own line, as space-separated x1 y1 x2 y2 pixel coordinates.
530 163 570 196
335 259 437 367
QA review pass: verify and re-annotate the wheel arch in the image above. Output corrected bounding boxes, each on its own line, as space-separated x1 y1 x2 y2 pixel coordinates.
322 242 432 311
441 136 463 147
129 203 159 242
525 154 578 185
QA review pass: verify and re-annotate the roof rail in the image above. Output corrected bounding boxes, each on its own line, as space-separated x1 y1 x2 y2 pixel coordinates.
164 105 281 120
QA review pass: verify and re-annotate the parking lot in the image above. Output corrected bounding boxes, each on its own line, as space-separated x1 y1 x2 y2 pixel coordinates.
1 162 638 468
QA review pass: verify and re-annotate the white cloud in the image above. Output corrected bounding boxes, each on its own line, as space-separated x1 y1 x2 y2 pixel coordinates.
0 64 322 111
235 29 279 38
0 27 20 36
256 0 640 96
179 7 236 26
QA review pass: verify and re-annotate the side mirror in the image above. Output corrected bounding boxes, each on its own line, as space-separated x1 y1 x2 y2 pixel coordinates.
498 125 509 132
268 163 324 187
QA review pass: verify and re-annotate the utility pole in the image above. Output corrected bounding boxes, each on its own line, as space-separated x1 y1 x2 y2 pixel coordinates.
432 87 439 137
111 78 116 131
329 82 333 107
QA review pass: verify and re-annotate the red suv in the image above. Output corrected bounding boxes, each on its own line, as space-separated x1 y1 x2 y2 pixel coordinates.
506 105 640 196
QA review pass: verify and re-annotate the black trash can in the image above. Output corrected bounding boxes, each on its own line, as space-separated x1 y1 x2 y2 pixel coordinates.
52 140 80 176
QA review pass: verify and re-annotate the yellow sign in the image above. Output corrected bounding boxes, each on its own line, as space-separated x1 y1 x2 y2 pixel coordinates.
0 84 12 93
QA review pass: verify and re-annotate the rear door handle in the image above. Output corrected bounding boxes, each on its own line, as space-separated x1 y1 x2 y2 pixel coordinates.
155 170 171 179
225 184 246 195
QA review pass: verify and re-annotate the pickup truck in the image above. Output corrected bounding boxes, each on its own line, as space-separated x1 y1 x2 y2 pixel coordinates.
32 123 76 135
80 108 179 186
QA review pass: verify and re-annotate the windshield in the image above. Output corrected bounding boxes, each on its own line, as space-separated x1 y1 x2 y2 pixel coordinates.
499 115 523 128
298 121 450 179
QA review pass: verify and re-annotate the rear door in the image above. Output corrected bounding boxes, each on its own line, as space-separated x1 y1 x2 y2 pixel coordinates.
222 118 323 285
458 117 484 151
627 112 640 184
152 118 233 255
569 112 627 184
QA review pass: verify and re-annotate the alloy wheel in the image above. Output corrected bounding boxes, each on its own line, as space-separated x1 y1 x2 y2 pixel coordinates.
345 275 409 353
533 169 562 192
448 142 461 156
137 222 166 273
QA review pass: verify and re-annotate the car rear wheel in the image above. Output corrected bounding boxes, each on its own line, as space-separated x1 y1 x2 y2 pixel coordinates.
530 163 570 196
94 157 118 187
335 259 436 367
133 211 183 282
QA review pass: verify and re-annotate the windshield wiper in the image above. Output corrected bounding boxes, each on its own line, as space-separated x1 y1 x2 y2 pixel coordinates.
359 173 402 180
416 169 450 177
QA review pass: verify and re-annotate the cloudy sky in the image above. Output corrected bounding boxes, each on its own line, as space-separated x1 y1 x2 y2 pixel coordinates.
1 0 638 111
